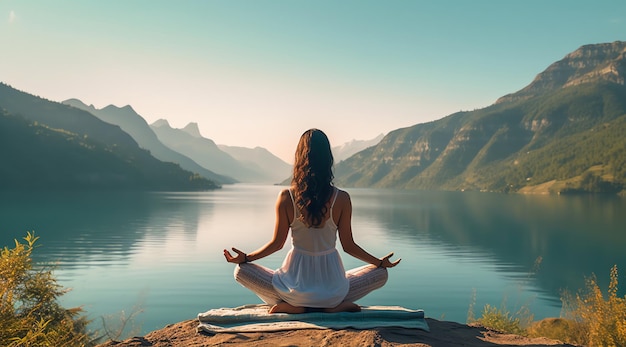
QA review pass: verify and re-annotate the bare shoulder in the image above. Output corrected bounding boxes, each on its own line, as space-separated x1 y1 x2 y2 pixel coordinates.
277 189 294 221
334 188 352 206
278 188 292 203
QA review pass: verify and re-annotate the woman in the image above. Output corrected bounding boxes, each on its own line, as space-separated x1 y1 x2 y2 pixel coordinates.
224 129 400 314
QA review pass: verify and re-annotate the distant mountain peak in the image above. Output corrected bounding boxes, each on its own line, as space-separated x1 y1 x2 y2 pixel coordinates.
332 133 385 162
182 122 202 138
63 98 97 112
151 119 171 128
102 104 137 114
497 41 626 104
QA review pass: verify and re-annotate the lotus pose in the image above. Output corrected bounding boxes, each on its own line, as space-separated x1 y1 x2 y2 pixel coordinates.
224 129 400 314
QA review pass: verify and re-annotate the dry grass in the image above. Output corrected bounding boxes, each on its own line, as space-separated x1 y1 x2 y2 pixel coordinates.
559 265 626 346
472 265 626 346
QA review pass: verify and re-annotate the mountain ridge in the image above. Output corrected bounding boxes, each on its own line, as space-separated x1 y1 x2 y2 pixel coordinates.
0 84 218 191
497 41 626 104
182 122 203 138
62 99 235 185
217 144 292 183
333 134 385 163
335 41 626 195
151 120 291 184
60 99 291 184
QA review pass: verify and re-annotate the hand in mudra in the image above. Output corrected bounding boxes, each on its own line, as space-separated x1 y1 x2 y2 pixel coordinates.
223 247 247 264
379 252 401 268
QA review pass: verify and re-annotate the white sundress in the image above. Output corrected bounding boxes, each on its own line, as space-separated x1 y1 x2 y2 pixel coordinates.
271 188 350 308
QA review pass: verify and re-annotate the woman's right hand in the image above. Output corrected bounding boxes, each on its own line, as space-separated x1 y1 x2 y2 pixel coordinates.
378 252 401 268
223 247 247 264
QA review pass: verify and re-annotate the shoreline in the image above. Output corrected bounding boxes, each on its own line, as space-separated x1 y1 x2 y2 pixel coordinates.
97 317 576 347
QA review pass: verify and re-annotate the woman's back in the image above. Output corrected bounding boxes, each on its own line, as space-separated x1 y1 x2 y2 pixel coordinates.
272 188 349 308
288 188 339 254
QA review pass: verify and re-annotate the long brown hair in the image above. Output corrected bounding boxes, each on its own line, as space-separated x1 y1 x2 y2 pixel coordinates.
291 129 334 227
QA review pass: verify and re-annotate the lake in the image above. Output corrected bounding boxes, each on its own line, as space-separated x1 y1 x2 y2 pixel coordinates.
1 184 624 336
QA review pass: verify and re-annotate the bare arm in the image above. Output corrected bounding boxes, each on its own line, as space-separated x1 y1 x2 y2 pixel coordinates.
223 189 292 264
336 190 400 268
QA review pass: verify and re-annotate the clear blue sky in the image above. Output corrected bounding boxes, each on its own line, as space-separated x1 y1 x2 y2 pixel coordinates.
2 1 625 162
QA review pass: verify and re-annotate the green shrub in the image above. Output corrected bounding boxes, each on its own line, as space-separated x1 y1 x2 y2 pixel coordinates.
467 259 538 335
472 303 529 336
0 232 92 347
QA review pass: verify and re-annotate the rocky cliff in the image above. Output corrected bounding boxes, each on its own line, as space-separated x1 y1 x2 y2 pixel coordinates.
335 41 626 194
497 41 626 104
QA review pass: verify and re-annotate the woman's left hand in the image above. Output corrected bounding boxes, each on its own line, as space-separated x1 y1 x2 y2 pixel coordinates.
223 247 247 264
378 252 401 268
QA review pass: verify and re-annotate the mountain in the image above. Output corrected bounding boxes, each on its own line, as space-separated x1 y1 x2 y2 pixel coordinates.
217 144 292 184
497 41 626 104
335 41 626 195
332 134 384 163
181 122 203 138
62 99 235 185
151 120 281 183
0 83 218 190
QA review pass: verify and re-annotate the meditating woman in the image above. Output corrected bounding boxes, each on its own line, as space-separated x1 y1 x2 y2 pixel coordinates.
223 128 400 314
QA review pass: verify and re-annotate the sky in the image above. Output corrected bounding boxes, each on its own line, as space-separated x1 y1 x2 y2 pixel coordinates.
1 1 625 163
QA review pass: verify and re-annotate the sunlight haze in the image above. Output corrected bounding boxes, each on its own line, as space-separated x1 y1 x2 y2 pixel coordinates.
1 1 624 162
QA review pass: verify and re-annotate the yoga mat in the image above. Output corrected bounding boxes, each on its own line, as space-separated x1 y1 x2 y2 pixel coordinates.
197 304 429 334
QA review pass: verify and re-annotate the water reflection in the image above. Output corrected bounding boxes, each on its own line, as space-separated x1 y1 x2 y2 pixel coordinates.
349 189 626 299
0 191 206 268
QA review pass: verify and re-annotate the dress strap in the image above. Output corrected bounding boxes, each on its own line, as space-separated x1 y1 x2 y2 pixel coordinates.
330 187 339 209
287 189 298 219
328 187 339 219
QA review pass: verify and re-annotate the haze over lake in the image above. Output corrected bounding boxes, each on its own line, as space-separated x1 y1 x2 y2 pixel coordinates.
1 185 624 335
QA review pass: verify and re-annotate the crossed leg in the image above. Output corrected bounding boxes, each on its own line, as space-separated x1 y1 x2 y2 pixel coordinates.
233 263 305 313
233 263 282 306
234 263 388 314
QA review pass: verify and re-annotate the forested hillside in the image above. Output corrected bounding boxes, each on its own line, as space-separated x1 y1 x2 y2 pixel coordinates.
0 84 218 191
335 42 626 195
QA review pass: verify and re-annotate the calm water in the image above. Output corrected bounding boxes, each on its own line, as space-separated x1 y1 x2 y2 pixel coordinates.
1 185 625 335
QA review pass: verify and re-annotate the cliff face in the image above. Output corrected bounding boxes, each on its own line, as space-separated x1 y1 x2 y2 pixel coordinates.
497 41 626 104
335 42 626 194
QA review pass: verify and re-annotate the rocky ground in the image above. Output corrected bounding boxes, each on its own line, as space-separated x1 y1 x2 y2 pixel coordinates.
97 318 577 347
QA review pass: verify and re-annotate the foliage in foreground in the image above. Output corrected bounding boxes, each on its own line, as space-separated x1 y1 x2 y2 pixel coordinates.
0 232 92 347
470 265 626 346
467 289 532 337
474 303 529 336
559 265 626 346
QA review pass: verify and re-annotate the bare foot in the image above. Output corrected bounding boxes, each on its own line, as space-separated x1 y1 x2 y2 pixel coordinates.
268 302 306 314
323 301 361 313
